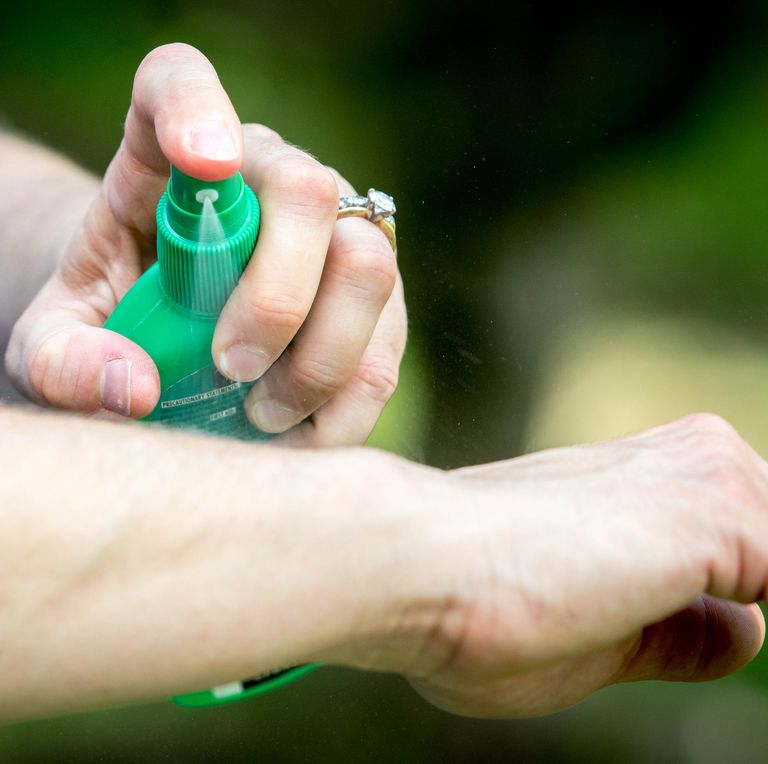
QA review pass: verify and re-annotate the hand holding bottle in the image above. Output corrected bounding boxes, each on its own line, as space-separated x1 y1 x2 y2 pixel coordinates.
6 43 406 447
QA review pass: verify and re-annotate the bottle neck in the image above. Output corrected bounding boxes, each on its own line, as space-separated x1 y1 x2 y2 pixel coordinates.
156 179 261 316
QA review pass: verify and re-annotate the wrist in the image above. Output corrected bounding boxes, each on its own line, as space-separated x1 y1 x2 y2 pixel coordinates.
308 448 460 676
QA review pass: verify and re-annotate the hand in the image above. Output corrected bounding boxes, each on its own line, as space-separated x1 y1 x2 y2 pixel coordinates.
337 413 767 717
5 43 406 447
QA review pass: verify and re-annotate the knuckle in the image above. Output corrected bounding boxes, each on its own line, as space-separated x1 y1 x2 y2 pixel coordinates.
679 412 746 463
676 413 761 507
670 417 768 600
241 289 307 335
266 155 339 218
325 165 353 194
24 332 67 407
680 412 739 439
4 317 61 406
330 237 398 301
353 356 400 405
289 357 342 401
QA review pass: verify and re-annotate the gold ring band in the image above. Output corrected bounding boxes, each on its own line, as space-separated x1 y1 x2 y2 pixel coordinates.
338 189 397 252
336 206 397 251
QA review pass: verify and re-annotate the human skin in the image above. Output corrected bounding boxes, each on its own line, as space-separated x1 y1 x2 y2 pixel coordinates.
0 132 96 356
0 405 763 723
1 44 766 726
4 43 406 447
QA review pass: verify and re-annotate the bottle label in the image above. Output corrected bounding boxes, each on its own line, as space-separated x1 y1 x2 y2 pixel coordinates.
149 365 269 441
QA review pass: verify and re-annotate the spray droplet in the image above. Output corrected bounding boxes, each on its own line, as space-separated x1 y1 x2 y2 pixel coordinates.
196 188 220 204
197 197 226 244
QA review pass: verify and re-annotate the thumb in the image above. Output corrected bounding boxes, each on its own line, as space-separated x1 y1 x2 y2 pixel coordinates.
6 287 159 418
615 595 764 684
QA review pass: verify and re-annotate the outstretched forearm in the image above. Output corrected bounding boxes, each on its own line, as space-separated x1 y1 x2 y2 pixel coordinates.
0 131 98 338
0 404 429 721
9 398 766 725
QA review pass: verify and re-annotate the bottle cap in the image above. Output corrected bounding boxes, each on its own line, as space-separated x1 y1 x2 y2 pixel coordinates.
157 165 260 315
169 166 242 215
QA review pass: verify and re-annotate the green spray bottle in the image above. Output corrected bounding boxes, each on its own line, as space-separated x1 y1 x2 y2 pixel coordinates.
104 165 317 707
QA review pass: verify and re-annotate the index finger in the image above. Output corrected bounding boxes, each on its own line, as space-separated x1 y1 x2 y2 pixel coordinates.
99 43 244 246
126 42 242 179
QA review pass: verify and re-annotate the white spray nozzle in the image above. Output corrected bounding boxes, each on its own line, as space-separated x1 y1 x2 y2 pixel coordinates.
195 189 220 204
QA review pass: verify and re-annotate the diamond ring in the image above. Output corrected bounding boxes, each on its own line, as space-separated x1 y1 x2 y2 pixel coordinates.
337 189 397 252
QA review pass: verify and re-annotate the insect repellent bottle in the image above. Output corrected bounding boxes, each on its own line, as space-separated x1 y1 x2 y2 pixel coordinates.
104 165 317 707
105 165 264 440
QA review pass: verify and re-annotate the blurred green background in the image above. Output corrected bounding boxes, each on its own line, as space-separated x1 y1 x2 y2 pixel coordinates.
3 0 768 761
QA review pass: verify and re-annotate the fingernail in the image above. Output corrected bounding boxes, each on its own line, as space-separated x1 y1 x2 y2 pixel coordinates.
189 121 238 161
250 398 298 433
100 359 132 417
218 344 271 382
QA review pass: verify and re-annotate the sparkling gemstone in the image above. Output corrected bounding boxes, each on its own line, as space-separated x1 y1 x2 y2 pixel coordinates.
339 195 366 211
367 189 396 221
